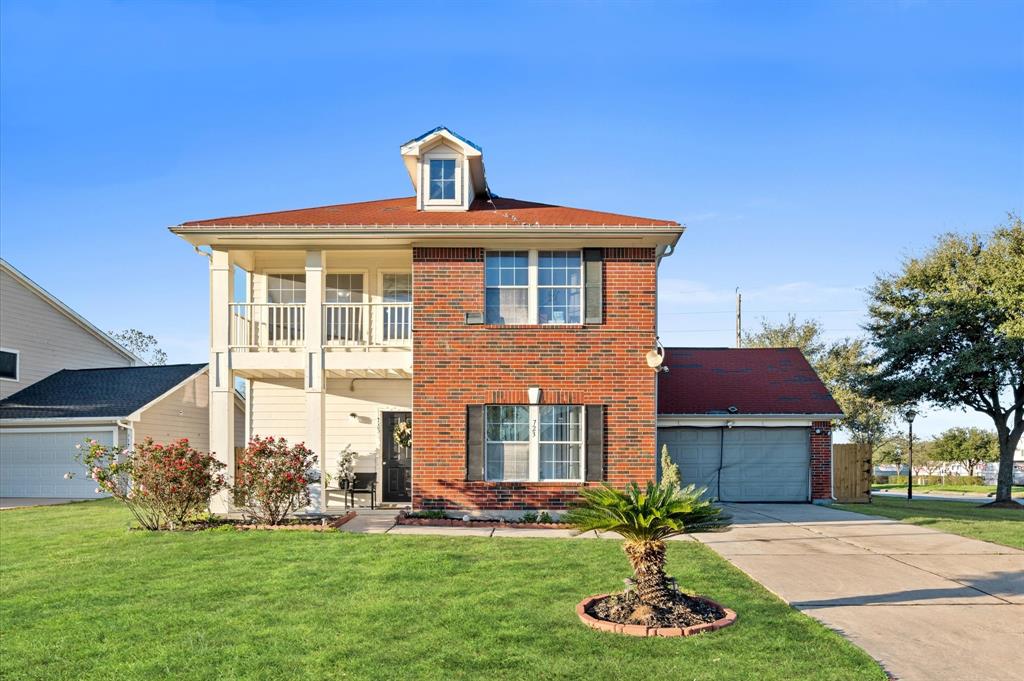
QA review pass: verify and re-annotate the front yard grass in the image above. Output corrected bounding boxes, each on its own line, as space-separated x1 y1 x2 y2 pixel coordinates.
835 496 1023 550
0 499 885 681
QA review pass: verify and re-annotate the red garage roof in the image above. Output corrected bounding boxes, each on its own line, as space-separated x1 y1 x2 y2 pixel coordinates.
177 196 680 228
658 347 843 416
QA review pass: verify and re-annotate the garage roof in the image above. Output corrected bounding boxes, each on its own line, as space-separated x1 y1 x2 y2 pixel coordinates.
0 364 206 420
658 348 842 416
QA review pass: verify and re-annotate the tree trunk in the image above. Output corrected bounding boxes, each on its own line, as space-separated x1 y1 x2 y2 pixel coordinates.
623 540 673 608
993 420 1023 504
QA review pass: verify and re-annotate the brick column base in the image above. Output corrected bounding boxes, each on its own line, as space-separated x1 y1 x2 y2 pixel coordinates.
810 420 833 503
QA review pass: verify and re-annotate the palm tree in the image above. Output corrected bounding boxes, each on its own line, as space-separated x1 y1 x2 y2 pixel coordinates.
564 482 729 608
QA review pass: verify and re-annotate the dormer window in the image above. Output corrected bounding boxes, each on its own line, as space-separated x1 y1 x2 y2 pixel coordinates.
429 159 456 200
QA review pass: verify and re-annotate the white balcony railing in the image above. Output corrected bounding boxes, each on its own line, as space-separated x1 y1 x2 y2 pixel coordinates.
230 303 305 347
229 302 412 348
324 303 412 347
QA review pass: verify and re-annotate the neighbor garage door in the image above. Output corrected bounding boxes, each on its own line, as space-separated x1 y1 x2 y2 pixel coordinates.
0 429 114 498
658 427 810 502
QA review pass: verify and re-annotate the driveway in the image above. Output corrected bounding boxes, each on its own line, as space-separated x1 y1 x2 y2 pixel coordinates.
0 498 79 510
694 503 1023 681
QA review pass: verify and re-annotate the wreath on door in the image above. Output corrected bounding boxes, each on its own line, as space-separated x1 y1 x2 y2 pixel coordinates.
392 420 412 449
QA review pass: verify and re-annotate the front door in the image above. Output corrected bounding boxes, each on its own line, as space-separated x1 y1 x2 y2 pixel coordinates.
382 411 412 502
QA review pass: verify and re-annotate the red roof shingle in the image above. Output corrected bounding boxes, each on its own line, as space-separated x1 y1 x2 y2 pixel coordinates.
179 196 679 228
658 347 843 416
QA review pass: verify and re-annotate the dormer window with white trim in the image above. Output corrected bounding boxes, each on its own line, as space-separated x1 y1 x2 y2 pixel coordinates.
429 159 456 200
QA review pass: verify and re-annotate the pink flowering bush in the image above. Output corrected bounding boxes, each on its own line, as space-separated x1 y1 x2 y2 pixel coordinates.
77 437 225 530
233 436 318 525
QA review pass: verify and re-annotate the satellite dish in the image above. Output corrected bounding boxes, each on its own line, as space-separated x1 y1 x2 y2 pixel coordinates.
646 349 664 368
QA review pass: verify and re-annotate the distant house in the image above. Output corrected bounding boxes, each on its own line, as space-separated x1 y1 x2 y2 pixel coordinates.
0 260 243 499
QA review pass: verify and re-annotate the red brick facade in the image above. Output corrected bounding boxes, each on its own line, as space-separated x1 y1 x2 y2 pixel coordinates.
810 420 833 501
411 247 658 510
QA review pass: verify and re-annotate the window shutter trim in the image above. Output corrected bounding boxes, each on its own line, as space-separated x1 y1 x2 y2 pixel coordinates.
583 248 603 324
585 404 604 481
466 405 485 481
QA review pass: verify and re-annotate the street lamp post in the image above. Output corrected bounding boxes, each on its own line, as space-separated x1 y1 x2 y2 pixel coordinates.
905 409 917 501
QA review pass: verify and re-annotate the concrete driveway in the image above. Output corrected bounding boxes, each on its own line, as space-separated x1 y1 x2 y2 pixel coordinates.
0 498 79 510
694 503 1023 681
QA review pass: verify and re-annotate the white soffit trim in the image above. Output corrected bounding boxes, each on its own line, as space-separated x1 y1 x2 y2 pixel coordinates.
657 414 842 428
0 259 145 365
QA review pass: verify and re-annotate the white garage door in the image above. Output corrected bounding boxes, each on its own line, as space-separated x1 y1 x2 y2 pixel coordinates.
0 429 114 498
658 427 810 502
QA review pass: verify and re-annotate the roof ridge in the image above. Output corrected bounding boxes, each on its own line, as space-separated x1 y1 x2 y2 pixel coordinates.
58 363 206 373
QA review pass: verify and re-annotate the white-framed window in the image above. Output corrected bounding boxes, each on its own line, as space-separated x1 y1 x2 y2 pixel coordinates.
381 272 412 343
266 273 306 304
485 251 529 324
325 273 365 343
429 158 456 200
485 250 583 325
485 404 585 482
538 251 583 324
0 348 19 381
266 273 305 343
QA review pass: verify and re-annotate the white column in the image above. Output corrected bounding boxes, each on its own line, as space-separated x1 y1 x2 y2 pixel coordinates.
209 248 235 514
304 250 327 513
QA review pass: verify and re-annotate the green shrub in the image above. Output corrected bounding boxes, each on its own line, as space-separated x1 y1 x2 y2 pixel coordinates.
520 511 539 523
537 511 554 524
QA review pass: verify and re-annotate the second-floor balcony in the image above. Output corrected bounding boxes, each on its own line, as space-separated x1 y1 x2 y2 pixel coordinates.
229 302 412 349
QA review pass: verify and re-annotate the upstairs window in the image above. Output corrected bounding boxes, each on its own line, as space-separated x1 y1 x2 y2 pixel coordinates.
267 273 306 304
485 250 583 325
538 251 582 324
485 251 529 324
0 349 18 381
429 158 456 200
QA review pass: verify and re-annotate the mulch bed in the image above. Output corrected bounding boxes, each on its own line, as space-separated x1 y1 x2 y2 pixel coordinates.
396 512 566 530
128 510 358 532
577 592 737 638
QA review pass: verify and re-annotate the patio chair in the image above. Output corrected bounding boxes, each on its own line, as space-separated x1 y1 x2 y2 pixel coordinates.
342 472 377 510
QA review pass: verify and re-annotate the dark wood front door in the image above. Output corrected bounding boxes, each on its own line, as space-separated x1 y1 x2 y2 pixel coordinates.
382 411 412 502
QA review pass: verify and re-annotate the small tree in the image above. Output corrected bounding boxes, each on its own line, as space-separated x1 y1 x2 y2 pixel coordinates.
109 329 167 365
564 482 729 608
233 436 318 524
659 444 681 491
930 427 999 478
77 437 225 529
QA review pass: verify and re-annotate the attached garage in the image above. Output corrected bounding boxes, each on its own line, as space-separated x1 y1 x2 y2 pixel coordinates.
658 427 810 502
0 428 116 498
657 347 843 503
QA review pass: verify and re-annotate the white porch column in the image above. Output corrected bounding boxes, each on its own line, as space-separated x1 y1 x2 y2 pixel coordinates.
209 248 235 514
304 250 327 513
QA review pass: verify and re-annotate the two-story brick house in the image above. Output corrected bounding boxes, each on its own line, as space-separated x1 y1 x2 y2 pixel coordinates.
171 127 681 513
172 127 838 514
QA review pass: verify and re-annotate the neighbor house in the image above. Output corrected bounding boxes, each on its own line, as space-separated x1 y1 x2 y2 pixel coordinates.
171 127 839 514
0 259 243 498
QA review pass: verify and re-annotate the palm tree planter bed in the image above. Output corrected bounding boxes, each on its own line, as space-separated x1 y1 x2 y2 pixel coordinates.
577 593 737 637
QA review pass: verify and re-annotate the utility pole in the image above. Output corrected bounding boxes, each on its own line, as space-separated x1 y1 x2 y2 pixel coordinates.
735 288 742 348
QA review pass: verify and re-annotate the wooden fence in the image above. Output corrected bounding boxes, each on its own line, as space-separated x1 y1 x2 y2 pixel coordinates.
832 443 872 503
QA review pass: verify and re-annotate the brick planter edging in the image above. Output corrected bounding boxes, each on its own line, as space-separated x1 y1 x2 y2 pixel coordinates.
576 594 737 637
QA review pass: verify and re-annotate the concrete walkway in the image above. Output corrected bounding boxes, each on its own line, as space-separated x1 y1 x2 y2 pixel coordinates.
696 503 1023 681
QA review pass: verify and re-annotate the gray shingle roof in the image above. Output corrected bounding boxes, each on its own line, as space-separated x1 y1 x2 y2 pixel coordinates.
0 364 206 420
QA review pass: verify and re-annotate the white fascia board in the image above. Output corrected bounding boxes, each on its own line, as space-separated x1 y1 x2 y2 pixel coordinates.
657 414 842 428
125 366 209 421
400 130 482 158
1 417 121 428
0 259 145 366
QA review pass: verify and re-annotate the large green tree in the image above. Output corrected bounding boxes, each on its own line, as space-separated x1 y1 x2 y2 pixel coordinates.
930 427 1000 478
743 317 895 449
863 215 1024 505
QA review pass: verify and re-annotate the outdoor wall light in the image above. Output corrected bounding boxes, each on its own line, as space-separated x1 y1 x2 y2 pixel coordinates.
527 386 542 405
348 412 359 423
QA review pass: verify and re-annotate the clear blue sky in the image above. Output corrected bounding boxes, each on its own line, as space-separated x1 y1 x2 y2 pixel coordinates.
2 1 1021 436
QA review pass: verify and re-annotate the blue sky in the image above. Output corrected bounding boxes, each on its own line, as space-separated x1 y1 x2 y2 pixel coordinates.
2 1 1021 437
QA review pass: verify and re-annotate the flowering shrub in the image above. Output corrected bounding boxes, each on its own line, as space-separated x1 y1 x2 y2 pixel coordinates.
76 437 225 530
233 436 318 525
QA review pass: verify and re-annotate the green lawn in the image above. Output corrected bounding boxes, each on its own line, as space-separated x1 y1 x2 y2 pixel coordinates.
835 496 1024 549
871 483 1024 497
0 500 885 681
